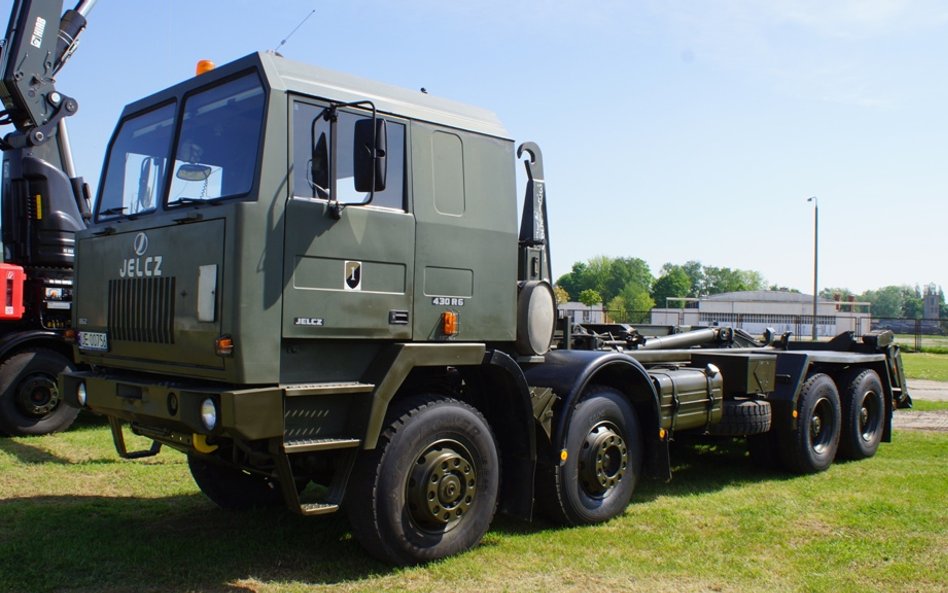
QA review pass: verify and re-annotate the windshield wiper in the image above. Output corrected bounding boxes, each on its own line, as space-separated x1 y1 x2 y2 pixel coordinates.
167 197 224 207
100 206 127 216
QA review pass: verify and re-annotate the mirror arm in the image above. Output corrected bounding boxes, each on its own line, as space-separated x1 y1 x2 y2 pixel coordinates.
325 107 344 219
367 103 377 206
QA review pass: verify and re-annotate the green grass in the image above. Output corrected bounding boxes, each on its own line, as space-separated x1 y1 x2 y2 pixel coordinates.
907 399 948 412
902 352 948 382
1 418 945 593
893 334 948 354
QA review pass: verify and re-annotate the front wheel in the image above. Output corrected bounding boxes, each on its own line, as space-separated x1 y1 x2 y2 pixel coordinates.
546 385 642 525
345 396 499 565
778 373 841 474
0 349 79 436
836 369 885 460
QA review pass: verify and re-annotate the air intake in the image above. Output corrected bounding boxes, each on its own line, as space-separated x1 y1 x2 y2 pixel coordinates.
108 277 175 343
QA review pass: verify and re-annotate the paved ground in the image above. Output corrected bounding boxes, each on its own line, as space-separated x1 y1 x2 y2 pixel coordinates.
892 410 948 431
905 379 948 401
892 379 948 432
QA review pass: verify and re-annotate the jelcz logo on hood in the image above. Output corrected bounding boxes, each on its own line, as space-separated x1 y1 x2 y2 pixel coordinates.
120 232 163 278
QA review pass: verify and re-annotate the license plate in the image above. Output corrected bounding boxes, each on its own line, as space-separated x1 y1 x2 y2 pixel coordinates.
78 331 109 352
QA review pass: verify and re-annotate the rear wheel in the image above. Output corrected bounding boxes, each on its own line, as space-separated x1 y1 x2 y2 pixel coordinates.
187 454 283 510
546 385 642 525
836 369 885 460
778 373 841 474
345 396 499 565
0 349 79 436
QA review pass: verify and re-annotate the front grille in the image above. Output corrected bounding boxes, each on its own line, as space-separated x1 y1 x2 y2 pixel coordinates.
108 277 176 344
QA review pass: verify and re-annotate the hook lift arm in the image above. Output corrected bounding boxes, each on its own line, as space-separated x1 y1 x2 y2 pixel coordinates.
517 141 552 284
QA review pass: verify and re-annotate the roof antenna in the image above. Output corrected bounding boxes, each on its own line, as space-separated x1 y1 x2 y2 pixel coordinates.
272 8 317 55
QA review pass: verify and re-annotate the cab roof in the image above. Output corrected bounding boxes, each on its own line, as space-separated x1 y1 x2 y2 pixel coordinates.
121 52 512 140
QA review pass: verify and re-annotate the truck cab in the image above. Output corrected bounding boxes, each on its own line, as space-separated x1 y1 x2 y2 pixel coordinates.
71 52 520 386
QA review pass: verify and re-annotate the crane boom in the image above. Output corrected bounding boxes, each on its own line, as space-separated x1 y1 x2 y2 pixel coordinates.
0 1 96 147
0 0 97 437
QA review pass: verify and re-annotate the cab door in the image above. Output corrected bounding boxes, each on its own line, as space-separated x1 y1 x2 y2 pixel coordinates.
282 100 414 340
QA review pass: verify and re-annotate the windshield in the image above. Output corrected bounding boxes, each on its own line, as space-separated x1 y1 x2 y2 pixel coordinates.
97 102 175 218
96 72 266 220
168 74 265 205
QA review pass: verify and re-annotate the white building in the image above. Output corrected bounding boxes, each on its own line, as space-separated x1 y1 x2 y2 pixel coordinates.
559 302 606 325
650 291 871 339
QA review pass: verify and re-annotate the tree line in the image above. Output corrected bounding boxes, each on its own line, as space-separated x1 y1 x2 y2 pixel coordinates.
555 256 946 322
820 285 947 320
554 257 766 322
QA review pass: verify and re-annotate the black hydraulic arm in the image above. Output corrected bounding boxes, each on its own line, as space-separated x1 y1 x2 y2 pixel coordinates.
0 0 97 148
0 0 95 272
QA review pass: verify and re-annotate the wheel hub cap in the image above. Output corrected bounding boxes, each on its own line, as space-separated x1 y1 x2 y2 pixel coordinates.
810 415 822 440
809 397 831 453
579 422 628 496
16 375 60 417
859 390 880 441
406 440 476 530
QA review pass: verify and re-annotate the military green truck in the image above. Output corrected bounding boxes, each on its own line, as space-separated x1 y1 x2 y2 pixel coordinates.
61 51 912 565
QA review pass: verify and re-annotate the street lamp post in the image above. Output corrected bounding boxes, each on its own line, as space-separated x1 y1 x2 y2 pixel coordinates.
807 196 818 340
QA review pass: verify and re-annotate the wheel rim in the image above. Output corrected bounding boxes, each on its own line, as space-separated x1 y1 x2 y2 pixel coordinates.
406 439 477 532
809 397 833 454
579 421 628 497
858 390 882 442
15 373 61 417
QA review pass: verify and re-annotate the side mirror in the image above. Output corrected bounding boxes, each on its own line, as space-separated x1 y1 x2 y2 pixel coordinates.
353 118 387 193
310 132 329 199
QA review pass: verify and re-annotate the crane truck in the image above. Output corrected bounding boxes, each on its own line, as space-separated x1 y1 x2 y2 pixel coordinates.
56 49 911 564
0 0 96 435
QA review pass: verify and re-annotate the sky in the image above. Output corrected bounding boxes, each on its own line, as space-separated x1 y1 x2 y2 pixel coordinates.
5 0 947 295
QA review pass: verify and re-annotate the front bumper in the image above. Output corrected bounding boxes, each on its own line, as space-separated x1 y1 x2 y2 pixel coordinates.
61 370 283 441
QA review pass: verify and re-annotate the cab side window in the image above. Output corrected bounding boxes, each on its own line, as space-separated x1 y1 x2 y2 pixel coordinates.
292 101 406 210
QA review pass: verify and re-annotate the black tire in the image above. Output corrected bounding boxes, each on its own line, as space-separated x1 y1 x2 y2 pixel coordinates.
0 349 79 436
345 396 499 565
546 385 642 525
187 454 283 510
707 399 772 436
836 369 885 460
778 373 841 474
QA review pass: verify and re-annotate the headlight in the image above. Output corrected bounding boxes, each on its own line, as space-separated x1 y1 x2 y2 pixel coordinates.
200 398 218 431
76 382 88 407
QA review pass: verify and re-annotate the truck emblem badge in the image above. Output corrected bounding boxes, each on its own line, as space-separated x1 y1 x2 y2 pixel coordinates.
294 317 325 327
133 232 149 256
345 261 362 291
120 232 162 278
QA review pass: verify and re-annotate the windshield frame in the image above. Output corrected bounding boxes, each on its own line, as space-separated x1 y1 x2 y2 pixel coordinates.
94 100 177 222
94 69 268 223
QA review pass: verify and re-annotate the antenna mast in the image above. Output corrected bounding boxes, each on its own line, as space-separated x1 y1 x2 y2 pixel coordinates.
273 8 317 54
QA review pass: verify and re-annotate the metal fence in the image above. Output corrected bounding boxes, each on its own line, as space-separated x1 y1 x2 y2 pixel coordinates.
602 310 652 325
601 311 948 351
608 309 839 342
872 318 948 352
